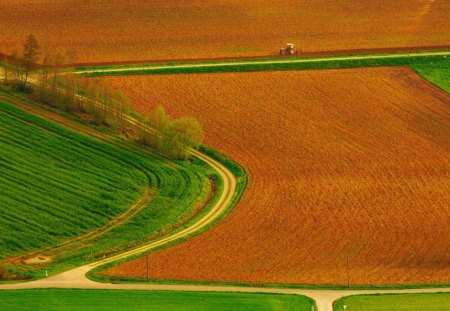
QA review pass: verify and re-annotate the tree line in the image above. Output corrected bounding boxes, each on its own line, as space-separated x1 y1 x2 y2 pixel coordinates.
1 34 203 159
134 105 204 159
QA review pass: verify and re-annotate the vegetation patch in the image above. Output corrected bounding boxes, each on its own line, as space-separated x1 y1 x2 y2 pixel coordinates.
0 289 314 311
334 293 450 311
0 94 147 257
413 58 450 93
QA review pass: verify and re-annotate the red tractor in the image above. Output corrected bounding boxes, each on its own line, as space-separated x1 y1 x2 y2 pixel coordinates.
280 43 301 55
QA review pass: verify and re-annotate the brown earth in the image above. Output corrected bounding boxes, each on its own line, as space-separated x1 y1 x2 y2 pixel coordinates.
101 67 450 286
1 0 449 63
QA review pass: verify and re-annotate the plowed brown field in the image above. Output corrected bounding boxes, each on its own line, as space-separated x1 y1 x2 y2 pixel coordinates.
1 1 450 63
101 67 450 286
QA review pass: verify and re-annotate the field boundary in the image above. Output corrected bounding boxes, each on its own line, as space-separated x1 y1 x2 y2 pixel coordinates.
70 49 450 76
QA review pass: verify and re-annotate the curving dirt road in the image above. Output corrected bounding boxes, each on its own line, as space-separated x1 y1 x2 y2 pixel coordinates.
1 53 450 310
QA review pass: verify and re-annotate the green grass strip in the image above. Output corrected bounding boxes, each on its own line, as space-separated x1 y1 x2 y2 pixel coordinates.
334 292 450 311
0 289 314 311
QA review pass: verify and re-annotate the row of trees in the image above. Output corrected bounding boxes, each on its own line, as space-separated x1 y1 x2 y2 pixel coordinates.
35 76 130 132
1 34 204 159
134 106 204 159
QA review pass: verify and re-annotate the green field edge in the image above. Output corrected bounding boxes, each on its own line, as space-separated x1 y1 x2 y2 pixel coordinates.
0 288 316 311
87 145 249 282
333 292 450 311
87 273 450 292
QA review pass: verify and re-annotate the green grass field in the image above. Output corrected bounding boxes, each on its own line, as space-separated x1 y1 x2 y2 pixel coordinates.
0 87 217 279
0 96 147 256
413 60 450 93
334 293 450 311
0 289 313 311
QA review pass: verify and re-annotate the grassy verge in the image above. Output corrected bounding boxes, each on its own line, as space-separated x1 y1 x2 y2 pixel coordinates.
86 272 450 291
74 52 450 76
334 292 450 311
0 289 314 311
73 50 449 70
0 86 217 281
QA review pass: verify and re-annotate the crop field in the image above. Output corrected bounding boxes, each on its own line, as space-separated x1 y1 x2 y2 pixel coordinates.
0 88 214 278
0 289 313 311
0 94 146 257
334 293 450 311
101 67 450 286
1 1 450 63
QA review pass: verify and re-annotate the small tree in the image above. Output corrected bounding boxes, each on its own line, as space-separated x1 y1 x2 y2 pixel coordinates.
22 34 40 89
152 105 168 130
172 117 204 159
159 121 180 158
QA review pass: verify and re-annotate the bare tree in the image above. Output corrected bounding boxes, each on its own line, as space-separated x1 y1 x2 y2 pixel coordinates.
22 34 40 89
39 51 51 89
51 52 64 89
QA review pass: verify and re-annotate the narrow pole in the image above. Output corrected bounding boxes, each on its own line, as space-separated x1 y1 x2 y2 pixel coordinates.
346 255 350 288
146 255 149 281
